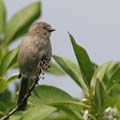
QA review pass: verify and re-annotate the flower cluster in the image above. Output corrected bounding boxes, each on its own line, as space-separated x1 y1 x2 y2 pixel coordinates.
103 107 118 120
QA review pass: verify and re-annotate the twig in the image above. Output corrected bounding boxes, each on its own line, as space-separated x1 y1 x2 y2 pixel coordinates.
0 73 40 120
1 58 50 120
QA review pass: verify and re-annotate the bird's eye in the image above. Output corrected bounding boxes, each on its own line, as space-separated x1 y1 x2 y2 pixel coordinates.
43 26 47 29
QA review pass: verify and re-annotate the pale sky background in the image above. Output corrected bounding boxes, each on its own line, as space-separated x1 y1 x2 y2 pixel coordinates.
4 0 120 98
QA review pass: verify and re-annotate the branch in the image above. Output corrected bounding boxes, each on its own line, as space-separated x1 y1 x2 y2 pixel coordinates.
1 57 50 120
0 73 41 120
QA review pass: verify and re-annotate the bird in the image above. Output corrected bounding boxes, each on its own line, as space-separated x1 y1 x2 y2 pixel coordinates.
17 22 55 110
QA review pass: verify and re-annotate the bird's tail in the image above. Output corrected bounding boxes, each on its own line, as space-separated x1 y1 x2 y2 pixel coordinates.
17 77 29 111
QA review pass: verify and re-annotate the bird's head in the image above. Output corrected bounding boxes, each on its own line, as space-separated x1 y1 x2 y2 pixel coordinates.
28 22 55 39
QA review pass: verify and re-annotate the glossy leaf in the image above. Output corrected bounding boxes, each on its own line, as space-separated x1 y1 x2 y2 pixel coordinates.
4 1 41 45
46 111 75 120
0 78 7 93
109 67 120 87
7 73 19 83
106 62 120 90
21 105 57 120
116 98 120 112
106 62 120 79
109 85 120 98
35 102 86 119
0 89 11 103
0 101 6 111
9 113 23 120
0 48 18 76
30 85 89 119
30 85 73 103
92 61 113 91
0 0 6 34
69 33 94 87
0 47 3 64
30 85 89 108
94 61 113 81
94 79 114 115
0 46 8 65
49 101 90 111
47 62 65 76
53 55 87 91
94 79 104 113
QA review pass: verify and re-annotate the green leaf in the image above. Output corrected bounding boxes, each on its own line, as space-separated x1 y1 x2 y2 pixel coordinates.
49 100 90 119
9 113 23 120
0 78 7 93
94 79 104 113
0 0 6 34
47 62 65 76
30 85 73 104
30 85 89 120
109 66 120 84
30 85 89 108
0 101 6 111
0 47 8 65
92 61 113 92
4 1 41 45
109 84 120 98
94 79 114 115
0 48 18 76
116 98 120 111
0 46 8 64
106 62 120 79
69 33 94 87
53 55 87 91
47 111 74 120
7 73 19 83
21 105 57 120
0 89 11 103
97 62 113 81
106 62 120 90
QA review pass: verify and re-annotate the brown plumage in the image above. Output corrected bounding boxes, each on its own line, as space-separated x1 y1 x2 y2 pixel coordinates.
17 22 55 110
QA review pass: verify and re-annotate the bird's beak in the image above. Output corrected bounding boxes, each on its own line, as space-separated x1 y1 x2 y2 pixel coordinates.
48 28 55 32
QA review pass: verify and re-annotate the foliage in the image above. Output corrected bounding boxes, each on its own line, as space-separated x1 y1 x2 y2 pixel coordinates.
53 34 120 119
0 0 120 120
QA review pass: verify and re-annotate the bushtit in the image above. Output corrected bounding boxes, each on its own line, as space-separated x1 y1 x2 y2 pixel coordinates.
17 22 55 110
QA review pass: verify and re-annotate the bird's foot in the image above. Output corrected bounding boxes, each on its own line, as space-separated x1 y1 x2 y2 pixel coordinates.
40 57 51 70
